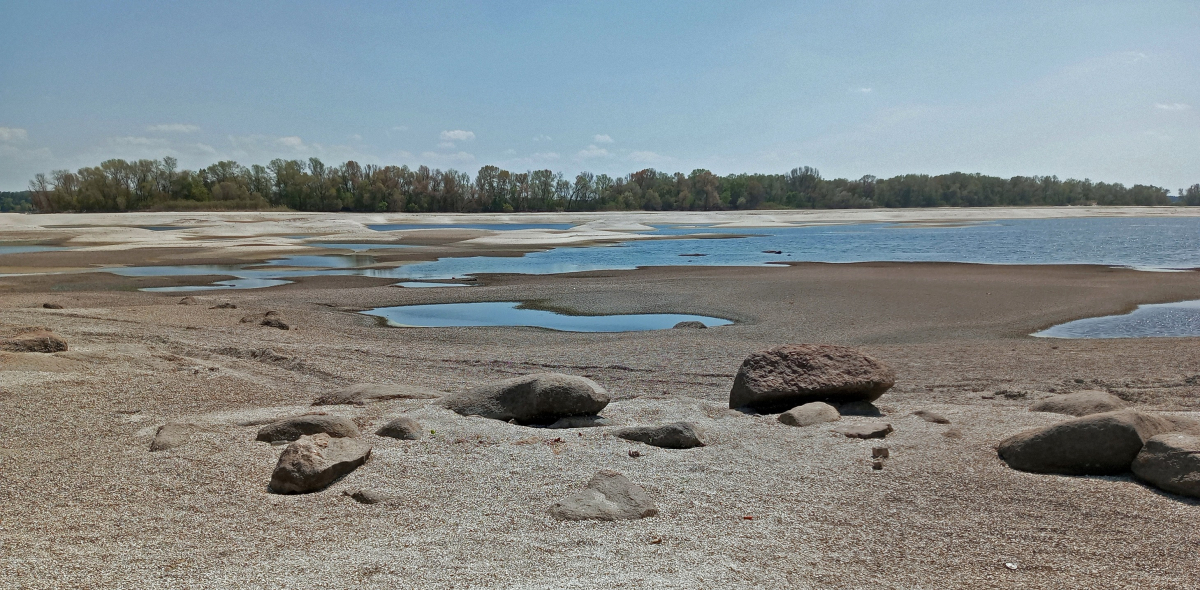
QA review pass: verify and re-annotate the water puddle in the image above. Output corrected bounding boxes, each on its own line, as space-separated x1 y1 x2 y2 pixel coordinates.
304 243 419 251
367 223 575 231
1033 300 1200 338
0 245 68 255
362 301 732 332
394 282 471 288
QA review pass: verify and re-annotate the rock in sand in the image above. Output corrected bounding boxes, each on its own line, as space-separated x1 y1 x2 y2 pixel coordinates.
149 423 198 451
42 303 63 309
912 410 951 424
729 344 895 412
269 433 371 494
833 422 893 439
442 373 609 425
997 409 1175 475
1029 390 1127 417
778 402 841 427
256 414 361 444
672 321 707 329
0 327 68 353
548 470 658 521
344 488 393 504
313 383 442 406
376 416 423 440
1131 433 1200 498
614 422 706 449
546 415 612 429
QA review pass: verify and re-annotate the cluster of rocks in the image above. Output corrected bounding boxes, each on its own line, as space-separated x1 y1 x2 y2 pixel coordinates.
241 310 289 330
998 390 1200 498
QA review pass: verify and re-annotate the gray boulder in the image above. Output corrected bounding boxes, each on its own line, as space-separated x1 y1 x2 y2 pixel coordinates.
729 344 895 412
833 422 893 439
1030 390 1126 417
997 409 1175 475
548 470 658 521
256 414 361 444
376 416 423 440
1132 433 1200 498
614 422 706 449
442 373 609 425
149 423 198 452
778 402 841 427
1164 415 1200 435
269 433 371 494
313 383 442 406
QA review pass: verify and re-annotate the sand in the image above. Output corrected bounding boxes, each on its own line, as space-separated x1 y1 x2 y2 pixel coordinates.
1 212 1199 589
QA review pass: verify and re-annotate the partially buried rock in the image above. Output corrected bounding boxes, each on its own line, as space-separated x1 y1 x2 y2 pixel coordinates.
42 303 63 309
210 302 237 309
997 409 1175 475
548 470 658 521
241 310 289 330
376 416 423 440
778 402 841 427
729 344 896 412
833 422 893 439
256 414 361 444
1030 390 1127 417
442 373 609 425
546 415 612 429
1131 433 1200 498
672 321 707 329
269 433 371 494
0 327 67 353
149 423 197 452
912 410 951 424
313 383 442 406
614 422 706 449
344 488 393 504
834 401 883 417
179 296 199 305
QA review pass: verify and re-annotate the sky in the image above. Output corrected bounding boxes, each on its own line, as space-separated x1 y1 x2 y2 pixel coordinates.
0 0 1197 191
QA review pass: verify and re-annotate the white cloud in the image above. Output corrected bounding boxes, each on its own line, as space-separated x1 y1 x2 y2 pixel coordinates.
532 134 552 142
0 127 29 142
439 130 475 142
437 141 457 149
593 134 614 144
576 145 610 159
853 87 873 94
1155 103 1191 111
110 136 170 148
277 136 306 149
147 123 200 133
349 134 363 141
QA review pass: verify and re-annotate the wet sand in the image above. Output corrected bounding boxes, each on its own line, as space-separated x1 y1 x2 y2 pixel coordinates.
2 213 1199 588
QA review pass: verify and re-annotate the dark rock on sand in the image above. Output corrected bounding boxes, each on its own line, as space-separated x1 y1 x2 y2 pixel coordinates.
548 470 658 521
1132 433 1200 498
778 402 841 427
614 422 706 449
42 303 63 309
149 423 197 452
210 303 238 309
178 296 199 305
912 410 951 424
256 414 361 444
833 422 893 439
546 415 612 429
313 383 442 406
997 409 1175 475
376 416 423 440
834 401 884 417
672 321 707 329
1030 390 1127 417
0 327 68 353
442 373 609 425
729 344 896 412
344 488 393 504
241 310 289 329
269 433 371 494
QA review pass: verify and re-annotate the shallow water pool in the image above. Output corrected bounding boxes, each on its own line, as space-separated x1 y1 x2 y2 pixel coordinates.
362 301 732 332
1034 300 1200 338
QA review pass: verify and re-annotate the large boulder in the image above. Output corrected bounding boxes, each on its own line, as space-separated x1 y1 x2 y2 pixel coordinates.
778 402 841 427
997 410 1175 475
548 470 658 521
442 373 609 425
1131 433 1200 498
1 327 67 353
313 383 441 406
269 433 371 494
729 344 895 412
614 422 706 449
256 414 361 444
1030 390 1126 417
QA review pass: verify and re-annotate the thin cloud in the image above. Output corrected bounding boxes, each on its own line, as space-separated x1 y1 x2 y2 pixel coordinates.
439 130 475 142
0 127 29 142
147 123 200 133
437 141 457 149
532 134 552 142
853 87 873 94
1155 103 1191 111
628 150 670 164
593 134 614 144
576 145 610 159
391 126 409 132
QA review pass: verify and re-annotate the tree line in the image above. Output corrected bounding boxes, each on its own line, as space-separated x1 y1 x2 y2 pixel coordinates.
0 191 33 212
25 156 1200 213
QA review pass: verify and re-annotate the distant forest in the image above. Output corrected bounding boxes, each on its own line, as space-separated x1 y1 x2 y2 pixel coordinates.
1 191 33 212
24 157 1200 213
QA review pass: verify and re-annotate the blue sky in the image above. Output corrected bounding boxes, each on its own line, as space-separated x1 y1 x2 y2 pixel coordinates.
1 0 1197 191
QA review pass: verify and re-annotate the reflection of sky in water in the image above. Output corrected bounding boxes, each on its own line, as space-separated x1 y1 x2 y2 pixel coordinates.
305 243 419 251
368 223 575 231
0 245 68 255
362 301 731 332
1035 300 1200 339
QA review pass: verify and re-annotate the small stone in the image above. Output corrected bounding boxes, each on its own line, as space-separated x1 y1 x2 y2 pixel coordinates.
912 410 950 424
210 303 238 309
42 303 63 309
376 416 423 440
344 488 392 504
256 414 361 444
872 459 884 470
261 317 290 330
614 422 706 449
548 470 658 521
628 449 641 458
313 383 442 406
269 433 371 494
833 422 893 439
778 402 841 427
178 297 199 305
872 446 889 459
943 427 964 439
672 321 707 329
149 423 197 452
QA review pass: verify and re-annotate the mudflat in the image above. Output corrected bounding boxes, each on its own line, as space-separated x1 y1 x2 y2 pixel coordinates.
2 213 1199 589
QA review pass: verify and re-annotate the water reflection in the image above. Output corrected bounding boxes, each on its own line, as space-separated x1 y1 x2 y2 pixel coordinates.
362 301 732 332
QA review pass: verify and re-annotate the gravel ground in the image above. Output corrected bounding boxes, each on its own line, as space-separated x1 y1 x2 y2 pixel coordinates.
2 221 1200 588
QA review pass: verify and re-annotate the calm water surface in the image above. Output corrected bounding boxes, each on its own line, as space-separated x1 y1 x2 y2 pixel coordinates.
363 301 731 332
1034 300 1200 338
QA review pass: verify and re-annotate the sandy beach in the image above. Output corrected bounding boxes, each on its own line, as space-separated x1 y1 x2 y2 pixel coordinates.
2 211 1199 589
